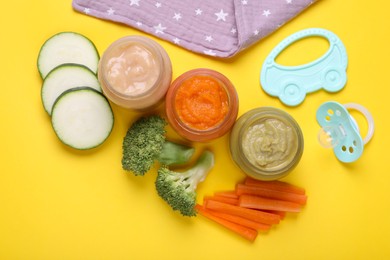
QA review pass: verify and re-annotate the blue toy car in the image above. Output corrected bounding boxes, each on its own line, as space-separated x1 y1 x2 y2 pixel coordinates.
260 28 348 106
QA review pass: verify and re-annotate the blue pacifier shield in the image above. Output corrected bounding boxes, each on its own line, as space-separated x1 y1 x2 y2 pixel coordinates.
316 101 363 163
260 28 348 106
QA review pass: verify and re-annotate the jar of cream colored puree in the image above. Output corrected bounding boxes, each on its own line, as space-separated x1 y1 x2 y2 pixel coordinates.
229 107 304 180
98 36 172 111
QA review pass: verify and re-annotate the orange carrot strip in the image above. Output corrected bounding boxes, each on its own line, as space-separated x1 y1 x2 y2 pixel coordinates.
236 183 307 205
262 210 287 220
195 204 258 242
204 195 239 205
207 209 272 231
244 177 306 195
213 190 239 199
239 194 302 213
204 199 280 225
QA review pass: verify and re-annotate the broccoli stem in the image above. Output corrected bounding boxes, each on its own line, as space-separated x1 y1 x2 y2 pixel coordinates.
156 141 195 166
182 150 215 191
155 150 215 216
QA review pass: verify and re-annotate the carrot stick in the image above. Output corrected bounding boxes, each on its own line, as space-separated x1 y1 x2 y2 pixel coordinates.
204 199 280 225
236 183 307 205
239 194 302 213
244 177 306 195
262 210 287 220
207 209 272 231
213 190 239 199
195 204 258 242
204 195 238 205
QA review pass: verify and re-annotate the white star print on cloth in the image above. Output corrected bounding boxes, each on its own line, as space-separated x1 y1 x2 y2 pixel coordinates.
215 9 229 22
129 0 140 6
154 23 166 34
73 0 320 58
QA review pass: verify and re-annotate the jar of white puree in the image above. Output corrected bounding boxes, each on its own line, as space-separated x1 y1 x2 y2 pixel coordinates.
98 35 172 111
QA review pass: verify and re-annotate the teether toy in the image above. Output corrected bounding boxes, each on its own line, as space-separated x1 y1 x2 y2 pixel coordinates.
316 101 374 163
260 28 348 106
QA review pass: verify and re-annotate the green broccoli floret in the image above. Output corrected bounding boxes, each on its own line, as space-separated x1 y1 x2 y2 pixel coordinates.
155 150 215 217
122 115 195 176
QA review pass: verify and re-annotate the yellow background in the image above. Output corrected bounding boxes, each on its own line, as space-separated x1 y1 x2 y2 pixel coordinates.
1 0 389 259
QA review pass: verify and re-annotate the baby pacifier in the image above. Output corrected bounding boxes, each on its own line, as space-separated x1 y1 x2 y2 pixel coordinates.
260 28 348 106
316 101 374 163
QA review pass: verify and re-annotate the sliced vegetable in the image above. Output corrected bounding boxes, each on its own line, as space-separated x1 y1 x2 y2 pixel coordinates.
41 64 101 115
238 194 302 213
262 210 287 220
204 199 280 225
236 183 308 205
51 87 114 150
244 177 306 195
195 204 258 242
197 178 307 242
199 204 271 231
208 210 272 232
37 32 99 79
203 195 239 206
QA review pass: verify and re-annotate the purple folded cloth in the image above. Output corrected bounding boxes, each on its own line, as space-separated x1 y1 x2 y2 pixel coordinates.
72 0 319 58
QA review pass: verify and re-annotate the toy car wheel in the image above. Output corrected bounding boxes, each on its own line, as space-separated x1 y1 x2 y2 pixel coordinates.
323 66 347 92
280 82 306 106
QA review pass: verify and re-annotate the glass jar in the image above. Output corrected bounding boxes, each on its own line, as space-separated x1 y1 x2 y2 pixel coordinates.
98 35 172 111
229 107 304 180
165 68 239 142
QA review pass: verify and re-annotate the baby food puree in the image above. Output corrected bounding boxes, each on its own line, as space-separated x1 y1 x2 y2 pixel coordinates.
98 35 172 110
105 44 159 96
242 118 297 169
166 68 238 142
230 107 304 180
174 75 229 130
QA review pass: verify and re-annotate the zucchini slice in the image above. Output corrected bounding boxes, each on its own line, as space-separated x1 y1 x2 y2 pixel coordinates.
37 32 99 79
41 64 101 115
51 87 114 150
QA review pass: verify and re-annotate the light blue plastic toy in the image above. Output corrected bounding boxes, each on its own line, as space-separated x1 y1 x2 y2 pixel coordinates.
260 28 348 106
316 101 374 163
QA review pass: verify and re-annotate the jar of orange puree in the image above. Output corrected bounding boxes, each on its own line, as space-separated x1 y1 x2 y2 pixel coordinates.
165 68 239 142
98 36 172 111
